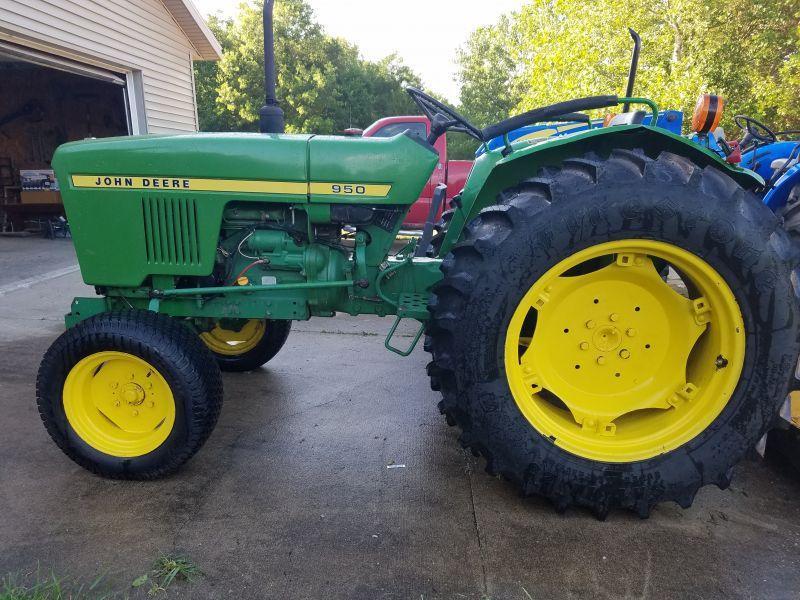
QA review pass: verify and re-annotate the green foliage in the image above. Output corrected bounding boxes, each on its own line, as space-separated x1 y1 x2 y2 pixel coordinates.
194 12 236 132
149 554 200 587
456 0 800 133
132 554 201 596
446 131 481 160
457 15 522 127
195 0 421 133
1 570 108 600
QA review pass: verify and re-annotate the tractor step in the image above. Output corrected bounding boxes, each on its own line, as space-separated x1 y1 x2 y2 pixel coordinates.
397 293 429 320
384 293 428 356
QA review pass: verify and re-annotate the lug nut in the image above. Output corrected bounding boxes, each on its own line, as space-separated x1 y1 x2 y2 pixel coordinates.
114 401 120 407
626 328 636 337
585 320 595 329
619 349 631 359
147 401 155 408
609 313 619 322
132 410 139 417
597 356 607 365
523 365 533 374
110 382 118 389
579 342 589 351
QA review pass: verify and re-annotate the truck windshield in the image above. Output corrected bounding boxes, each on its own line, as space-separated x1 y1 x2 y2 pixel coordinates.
372 122 427 140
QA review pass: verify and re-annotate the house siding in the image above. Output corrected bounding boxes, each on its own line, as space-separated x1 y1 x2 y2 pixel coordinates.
0 0 201 133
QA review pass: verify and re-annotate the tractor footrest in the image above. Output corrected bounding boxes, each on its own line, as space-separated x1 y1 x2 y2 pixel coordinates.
384 293 429 356
397 293 429 320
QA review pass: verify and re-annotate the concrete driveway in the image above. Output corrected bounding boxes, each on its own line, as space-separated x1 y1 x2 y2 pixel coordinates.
1 238 800 599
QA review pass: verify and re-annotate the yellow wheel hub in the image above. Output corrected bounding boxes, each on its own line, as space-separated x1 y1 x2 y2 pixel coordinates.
200 319 266 356
504 240 745 462
63 351 176 457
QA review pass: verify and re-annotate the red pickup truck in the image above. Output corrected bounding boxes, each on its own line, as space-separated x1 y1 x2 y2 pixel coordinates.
359 116 473 230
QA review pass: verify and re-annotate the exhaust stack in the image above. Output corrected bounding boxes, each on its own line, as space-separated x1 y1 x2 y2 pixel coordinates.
259 0 284 133
622 28 641 113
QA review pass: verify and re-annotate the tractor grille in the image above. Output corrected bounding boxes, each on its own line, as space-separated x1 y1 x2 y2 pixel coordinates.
141 196 201 265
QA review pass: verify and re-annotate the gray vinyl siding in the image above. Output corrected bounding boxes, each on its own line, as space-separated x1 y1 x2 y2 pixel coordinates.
0 0 201 133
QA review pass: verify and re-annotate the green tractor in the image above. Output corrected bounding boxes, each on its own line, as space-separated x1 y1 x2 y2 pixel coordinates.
37 4 800 518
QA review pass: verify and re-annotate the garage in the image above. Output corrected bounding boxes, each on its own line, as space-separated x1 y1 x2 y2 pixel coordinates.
0 0 221 233
0 43 130 232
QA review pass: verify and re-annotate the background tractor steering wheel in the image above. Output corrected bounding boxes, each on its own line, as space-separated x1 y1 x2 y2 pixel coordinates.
734 115 778 148
405 86 483 144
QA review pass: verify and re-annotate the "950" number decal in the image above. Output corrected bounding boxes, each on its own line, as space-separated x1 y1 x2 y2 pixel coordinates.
310 182 391 197
332 184 366 194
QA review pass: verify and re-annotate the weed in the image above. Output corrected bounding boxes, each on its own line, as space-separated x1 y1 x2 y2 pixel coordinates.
132 554 201 596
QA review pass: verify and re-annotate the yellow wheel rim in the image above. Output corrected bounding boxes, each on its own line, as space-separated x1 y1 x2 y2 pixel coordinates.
199 320 266 356
504 240 745 463
63 351 176 457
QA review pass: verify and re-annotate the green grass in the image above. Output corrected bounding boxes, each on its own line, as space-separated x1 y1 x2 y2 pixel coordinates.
132 554 201 596
0 569 108 600
2 553 201 600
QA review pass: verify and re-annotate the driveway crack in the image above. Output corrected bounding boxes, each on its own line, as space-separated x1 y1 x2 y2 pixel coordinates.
466 452 488 594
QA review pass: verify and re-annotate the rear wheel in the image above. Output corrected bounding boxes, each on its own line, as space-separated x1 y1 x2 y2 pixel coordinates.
199 319 291 372
426 149 800 517
37 310 223 479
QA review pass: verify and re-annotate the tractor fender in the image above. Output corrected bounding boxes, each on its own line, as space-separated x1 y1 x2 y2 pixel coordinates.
763 164 800 213
440 125 763 254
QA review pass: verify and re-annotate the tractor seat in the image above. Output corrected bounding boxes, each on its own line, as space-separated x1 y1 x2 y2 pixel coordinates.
607 110 647 126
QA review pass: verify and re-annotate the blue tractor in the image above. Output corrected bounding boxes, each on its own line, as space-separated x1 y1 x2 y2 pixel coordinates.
735 117 800 222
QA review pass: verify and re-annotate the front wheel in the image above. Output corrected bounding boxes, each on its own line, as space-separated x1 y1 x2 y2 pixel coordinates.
426 149 800 517
199 319 291 372
37 311 223 479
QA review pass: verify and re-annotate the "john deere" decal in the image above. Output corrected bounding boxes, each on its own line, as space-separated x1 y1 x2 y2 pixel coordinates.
71 175 391 197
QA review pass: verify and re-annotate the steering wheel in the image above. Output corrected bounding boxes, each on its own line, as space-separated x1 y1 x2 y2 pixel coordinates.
734 115 777 148
405 87 483 144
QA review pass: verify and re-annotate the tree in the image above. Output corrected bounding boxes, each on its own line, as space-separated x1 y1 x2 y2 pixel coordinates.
194 13 236 131
457 14 523 128
194 0 422 134
456 0 800 133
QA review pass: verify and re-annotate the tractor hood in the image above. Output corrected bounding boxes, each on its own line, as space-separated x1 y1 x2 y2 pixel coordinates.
53 133 312 201
52 132 437 287
53 132 436 205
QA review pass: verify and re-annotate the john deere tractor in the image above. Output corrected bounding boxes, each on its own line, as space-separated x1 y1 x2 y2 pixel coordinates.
36 5 800 518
